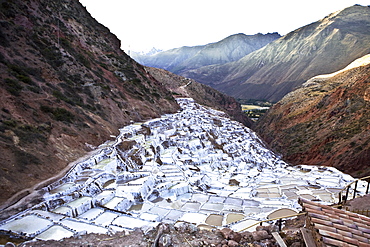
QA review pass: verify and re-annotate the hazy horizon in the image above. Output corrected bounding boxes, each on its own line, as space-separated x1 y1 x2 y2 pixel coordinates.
79 1 370 52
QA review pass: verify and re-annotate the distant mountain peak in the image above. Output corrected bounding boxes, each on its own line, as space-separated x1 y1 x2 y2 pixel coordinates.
132 47 163 56
131 32 281 75
181 5 370 102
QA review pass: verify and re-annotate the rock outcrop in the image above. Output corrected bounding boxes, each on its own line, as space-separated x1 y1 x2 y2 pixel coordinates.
0 0 180 206
255 54 370 177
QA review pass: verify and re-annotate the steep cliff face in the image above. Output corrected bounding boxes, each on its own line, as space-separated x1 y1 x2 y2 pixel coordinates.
132 33 280 75
145 66 253 127
0 0 180 206
184 5 370 102
255 55 370 177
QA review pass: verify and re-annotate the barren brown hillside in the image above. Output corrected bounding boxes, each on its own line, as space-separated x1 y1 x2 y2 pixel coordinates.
0 0 180 207
256 55 370 177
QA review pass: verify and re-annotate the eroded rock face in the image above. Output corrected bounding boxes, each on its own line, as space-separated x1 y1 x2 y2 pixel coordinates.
0 0 179 206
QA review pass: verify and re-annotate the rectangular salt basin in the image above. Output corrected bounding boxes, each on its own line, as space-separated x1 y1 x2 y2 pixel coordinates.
61 219 107 234
224 197 243 206
160 165 178 171
160 156 175 164
95 190 115 205
36 225 74 241
112 215 150 229
79 208 105 221
169 182 189 195
179 212 208 225
49 182 74 194
243 207 261 216
140 212 160 221
181 202 201 211
148 207 171 218
52 206 73 216
126 177 148 185
30 210 65 222
266 193 281 198
104 197 126 209
91 158 115 170
191 194 209 203
201 202 224 211
260 200 291 207
0 215 53 236
94 212 119 226
66 196 92 211
208 196 226 204
165 172 184 178
230 219 261 232
165 210 184 221
222 204 243 212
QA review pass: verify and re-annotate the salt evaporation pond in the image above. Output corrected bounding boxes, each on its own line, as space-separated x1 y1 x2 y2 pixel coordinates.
0 98 368 242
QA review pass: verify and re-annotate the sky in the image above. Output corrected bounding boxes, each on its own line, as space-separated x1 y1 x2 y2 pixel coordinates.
79 0 369 53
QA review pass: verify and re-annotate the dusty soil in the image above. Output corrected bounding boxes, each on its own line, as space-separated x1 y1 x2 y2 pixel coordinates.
14 222 281 247
344 193 370 217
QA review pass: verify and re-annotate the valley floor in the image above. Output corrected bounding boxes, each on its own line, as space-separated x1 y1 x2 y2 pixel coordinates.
0 98 368 246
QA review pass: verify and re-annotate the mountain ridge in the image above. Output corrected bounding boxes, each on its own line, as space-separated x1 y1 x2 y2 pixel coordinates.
182 5 370 102
132 32 281 75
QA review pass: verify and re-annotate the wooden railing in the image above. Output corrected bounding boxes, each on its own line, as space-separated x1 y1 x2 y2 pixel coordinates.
344 207 370 217
338 175 370 205
236 212 306 232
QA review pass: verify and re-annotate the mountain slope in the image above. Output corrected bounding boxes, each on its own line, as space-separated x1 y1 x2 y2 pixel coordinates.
255 54 370 177
132 33 281 74
0 0 180 206
144 66 253 127
183 5 370 102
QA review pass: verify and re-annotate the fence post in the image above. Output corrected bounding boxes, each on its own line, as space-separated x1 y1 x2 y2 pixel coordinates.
278 219 282 231
344 186 350 204
353 181 358 199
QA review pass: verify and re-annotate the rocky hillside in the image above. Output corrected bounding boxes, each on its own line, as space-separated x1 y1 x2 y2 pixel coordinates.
132 33 280 75
145 66 253 127
183 5 370 102
0 0 181 206
255 54 370 178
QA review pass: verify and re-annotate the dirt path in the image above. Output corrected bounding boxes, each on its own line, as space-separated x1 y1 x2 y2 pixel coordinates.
0 147 103 220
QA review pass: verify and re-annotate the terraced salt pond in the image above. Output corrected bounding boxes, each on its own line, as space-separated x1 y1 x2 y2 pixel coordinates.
0 98 368 241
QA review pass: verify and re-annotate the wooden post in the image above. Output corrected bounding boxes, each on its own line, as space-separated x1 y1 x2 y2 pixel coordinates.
366 180 369 194
278 219 282 231
353 181 358 199
344 186 350 204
